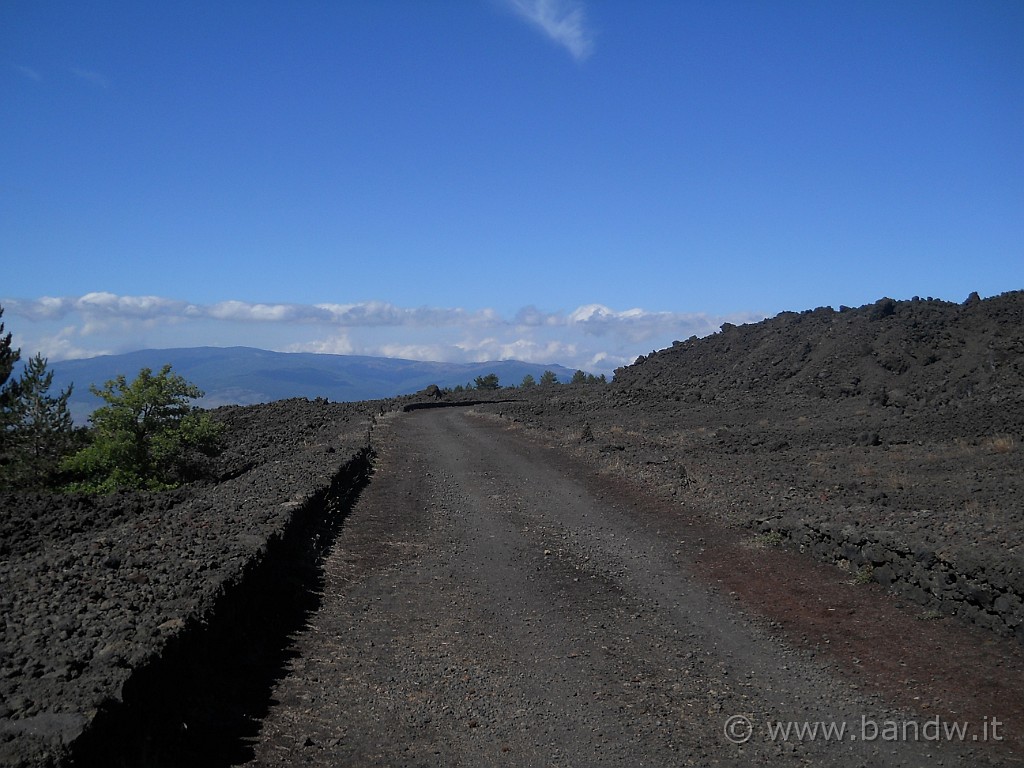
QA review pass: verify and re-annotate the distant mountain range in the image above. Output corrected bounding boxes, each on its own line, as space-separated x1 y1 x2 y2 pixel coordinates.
47 347 579 423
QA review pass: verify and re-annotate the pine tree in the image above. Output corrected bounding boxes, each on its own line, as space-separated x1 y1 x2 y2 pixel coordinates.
474 373 500 390
0 305 22 483
0 305 18 391
539 370 559 386
4 354 75 486
0 304 21 414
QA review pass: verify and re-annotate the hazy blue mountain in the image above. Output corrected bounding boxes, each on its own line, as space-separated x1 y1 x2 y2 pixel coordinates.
47 347 579 423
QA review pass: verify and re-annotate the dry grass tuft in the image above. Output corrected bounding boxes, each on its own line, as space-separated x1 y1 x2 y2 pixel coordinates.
984 434 1016 454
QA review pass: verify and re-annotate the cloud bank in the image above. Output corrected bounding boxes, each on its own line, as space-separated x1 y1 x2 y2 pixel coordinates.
2 293 765 375
504 0 594 61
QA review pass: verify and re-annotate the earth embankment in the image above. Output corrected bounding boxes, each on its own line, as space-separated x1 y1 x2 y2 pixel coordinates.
0 398 388 767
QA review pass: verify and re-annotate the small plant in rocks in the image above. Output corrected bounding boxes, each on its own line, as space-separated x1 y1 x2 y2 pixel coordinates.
853 565 875 586
751 531 785 548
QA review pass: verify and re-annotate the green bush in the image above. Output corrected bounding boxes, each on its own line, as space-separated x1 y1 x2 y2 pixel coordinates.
474 373 500 390
62 365 222 492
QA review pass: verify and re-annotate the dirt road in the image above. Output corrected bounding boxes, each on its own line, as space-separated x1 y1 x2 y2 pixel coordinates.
244 408 1012 766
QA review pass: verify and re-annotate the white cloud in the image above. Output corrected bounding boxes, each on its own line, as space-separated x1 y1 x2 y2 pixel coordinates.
1 293 765 375
514 305 561 327
374 342 465 362
504 0 594 61
32 326 106 361
78 292 184 317
288 332 355 356
564 303 738 342
358 336 577 366
459 335 577 364
313 302 490 327
207 300 320 323
3 296 69 320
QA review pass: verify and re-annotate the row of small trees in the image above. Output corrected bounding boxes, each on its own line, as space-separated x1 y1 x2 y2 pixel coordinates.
0 304 221 493
531 370 607 386
454 369 607 392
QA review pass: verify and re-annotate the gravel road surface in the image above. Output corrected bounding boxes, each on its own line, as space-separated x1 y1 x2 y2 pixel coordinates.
245 408 1008 767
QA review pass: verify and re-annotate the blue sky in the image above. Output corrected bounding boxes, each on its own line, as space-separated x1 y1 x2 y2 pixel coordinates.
3 0 1022 374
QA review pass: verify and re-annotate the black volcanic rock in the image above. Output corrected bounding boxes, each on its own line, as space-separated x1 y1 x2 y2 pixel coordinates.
482 291 1024 638
611 291 1023 440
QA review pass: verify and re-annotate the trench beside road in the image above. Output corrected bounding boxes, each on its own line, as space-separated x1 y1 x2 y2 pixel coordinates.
244 408 1010 766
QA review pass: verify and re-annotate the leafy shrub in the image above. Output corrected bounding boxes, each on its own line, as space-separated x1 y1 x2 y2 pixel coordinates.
62 365 222 492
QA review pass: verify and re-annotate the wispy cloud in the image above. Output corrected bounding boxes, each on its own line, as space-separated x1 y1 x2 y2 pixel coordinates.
504 0 594 61
71 67 110 88
2 293 765 374
16 65 42 82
